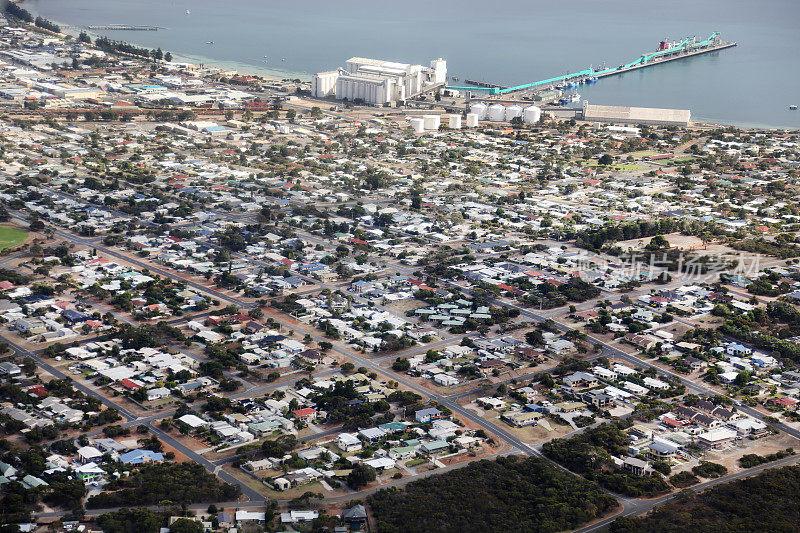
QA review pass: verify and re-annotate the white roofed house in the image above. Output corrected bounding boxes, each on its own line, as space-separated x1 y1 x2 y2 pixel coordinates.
547 338 576 354
146 387 170 401
728 418 767 436
76 446 103 464
697 427 737 449
75 462 105 483
434 373 460 387
592 366 618 381
336 432 363 452
646 437 680 461
622 381 648 395
643 377 669 390
364 456 396 471
177 414 209 429
613 364 636 377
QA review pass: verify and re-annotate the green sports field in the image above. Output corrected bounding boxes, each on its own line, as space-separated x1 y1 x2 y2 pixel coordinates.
0 226 29 251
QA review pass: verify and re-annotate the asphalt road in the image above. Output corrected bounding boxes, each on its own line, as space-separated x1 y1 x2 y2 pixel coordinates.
576 452 800 532
16 209 800 529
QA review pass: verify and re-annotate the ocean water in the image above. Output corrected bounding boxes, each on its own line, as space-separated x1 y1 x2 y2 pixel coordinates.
24 0 800 129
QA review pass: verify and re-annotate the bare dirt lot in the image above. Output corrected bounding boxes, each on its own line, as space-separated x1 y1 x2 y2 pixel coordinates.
462 402 574 444
619 233 747 256
672 431 800 477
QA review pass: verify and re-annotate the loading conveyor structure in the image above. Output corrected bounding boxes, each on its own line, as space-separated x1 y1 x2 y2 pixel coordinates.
447 32 733 96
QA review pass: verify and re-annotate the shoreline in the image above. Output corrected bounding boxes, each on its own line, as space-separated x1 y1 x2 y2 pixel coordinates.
17 2 800 132
20 2 312 83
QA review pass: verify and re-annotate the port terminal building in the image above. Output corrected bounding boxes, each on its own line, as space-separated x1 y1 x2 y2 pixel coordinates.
582 102 691 127
312 57 446 106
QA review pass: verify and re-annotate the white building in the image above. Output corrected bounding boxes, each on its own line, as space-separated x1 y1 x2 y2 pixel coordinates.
312 57 447 106
336 432 363 452
643 377 669 390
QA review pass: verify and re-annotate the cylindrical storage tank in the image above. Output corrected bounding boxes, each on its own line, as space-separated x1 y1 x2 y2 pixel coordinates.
423 115 440 130
466 113 480 127
488 104 506 122
505 105 523 122
409 117 425 133
470 102 488 120
448 115 462 129
523 105 542 124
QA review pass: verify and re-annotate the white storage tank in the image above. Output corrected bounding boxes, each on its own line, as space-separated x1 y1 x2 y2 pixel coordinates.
423 115 440 130
488 104 506 122
409 117 425 133
505 105 523 122
470 102 488 120
448 115 462 129
466 113 480 127
523 105 542 124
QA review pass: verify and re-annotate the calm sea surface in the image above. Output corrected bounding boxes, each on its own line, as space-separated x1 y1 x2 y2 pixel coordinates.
24 0 800 129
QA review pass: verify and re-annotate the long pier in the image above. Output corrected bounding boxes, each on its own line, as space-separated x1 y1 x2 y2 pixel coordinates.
463 78 508 90
593 41 736 81
448 32 736 96
88 25 162 31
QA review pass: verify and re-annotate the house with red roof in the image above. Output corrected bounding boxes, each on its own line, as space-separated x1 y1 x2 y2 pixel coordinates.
292 408 317 422
120 378 143 391
27 384 47 399
768 397 798 410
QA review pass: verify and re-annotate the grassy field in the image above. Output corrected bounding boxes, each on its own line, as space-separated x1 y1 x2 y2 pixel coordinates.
630 150 660 157
0 226 28 251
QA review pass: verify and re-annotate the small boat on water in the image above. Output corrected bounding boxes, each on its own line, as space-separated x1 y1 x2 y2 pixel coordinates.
586 76 598 83
559 93 581 105
205 41 213 44
791 105 798 110
185 10 190 15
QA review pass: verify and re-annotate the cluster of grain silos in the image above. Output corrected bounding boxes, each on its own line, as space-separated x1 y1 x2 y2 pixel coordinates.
469 102 488 119
410 113 462 133
467 102 541 124
523 105 542 124
487 104 505 122
505 104 523 122
409 103 539 133
423 115 440 130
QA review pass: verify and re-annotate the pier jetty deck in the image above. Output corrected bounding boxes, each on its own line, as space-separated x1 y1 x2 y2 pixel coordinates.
87 25 162 31
447 32 736 96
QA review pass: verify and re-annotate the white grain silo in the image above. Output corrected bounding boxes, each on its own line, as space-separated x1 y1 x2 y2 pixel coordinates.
423 115 440 130
523 105 542 124
505 105 523 122
470 102 488 120
466 113 480 127
409 117 425 133
488 104 506 122
448 115 462 129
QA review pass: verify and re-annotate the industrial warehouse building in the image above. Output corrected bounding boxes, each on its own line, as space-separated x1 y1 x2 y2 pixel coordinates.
582 103 691 126
312 57 447 106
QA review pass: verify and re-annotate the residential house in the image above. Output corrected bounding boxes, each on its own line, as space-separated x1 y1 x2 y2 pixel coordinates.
119 449 164 465
697 428 737 449
336 433 363 453
415 407 443 423
292 407 317 422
